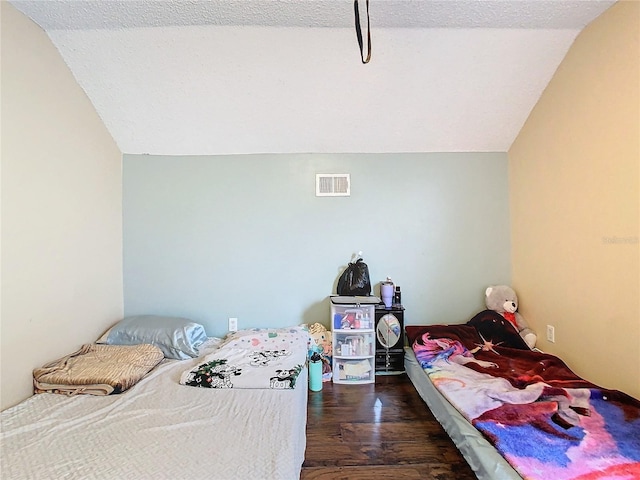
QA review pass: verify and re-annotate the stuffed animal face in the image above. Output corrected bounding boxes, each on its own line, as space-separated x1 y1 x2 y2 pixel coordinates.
485 285 519 314
308 323 332 356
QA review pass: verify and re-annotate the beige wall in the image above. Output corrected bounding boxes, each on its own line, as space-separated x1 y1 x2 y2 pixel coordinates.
1 3 124 410
509 1 639 399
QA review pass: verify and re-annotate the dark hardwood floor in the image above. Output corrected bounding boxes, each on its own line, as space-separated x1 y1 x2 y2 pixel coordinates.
301 373 477 480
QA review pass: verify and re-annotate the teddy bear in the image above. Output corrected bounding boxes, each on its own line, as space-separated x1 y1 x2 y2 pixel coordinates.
485 285 537 349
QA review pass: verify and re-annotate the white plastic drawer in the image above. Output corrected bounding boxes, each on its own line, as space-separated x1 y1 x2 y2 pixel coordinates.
334 332 375 357
332 357 375 383
331 304 374 330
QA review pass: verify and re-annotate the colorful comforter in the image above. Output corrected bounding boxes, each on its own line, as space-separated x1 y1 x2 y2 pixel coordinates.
180 327 308 390
407 315 640 480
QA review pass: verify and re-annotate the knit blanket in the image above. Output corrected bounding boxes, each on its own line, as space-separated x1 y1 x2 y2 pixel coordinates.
33 343 164 395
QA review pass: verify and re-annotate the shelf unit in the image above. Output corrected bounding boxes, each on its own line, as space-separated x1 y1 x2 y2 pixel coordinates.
330 297 376 384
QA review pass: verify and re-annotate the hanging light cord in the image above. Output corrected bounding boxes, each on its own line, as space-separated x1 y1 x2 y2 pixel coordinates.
354 0 372 64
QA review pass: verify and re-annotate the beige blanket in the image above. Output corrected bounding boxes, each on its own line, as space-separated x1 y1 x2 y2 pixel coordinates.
33 343 164 396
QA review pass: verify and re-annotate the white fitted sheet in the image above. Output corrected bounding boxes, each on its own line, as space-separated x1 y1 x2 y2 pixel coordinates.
404 346 522 480
1 342 308 480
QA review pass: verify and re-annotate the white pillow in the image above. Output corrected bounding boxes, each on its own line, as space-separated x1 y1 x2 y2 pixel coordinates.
99 315 208 360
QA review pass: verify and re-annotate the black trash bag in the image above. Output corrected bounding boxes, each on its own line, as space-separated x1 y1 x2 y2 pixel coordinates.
337 258 372 296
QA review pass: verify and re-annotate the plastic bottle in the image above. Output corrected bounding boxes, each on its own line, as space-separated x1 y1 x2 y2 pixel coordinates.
394 286 402 306
309 352 323 391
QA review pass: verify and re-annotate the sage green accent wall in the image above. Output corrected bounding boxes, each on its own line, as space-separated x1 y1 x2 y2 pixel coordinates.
123 153 510 337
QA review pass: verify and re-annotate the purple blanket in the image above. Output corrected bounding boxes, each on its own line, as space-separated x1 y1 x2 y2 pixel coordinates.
407 320 640 480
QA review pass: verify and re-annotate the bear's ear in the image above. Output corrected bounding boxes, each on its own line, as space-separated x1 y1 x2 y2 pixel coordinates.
485 287 493 297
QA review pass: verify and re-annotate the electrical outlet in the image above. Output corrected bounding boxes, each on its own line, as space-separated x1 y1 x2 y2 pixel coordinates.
228 317 238 332
546 325 555 343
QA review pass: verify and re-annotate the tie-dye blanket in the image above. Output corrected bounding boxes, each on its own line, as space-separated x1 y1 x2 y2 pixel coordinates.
407 323 640 480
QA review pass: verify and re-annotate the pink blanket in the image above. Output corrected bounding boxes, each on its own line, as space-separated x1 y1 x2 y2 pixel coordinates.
407 321 640 480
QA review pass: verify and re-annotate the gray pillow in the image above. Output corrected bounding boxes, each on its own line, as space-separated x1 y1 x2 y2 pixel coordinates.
103 315 208 360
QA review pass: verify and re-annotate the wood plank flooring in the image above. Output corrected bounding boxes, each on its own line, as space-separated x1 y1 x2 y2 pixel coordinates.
301 373 477 480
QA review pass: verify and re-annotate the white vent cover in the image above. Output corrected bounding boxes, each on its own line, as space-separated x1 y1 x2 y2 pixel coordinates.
315 174 350 197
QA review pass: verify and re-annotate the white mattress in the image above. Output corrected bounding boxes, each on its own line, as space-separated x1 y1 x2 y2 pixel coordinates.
404 346 521 480
1 341 308 480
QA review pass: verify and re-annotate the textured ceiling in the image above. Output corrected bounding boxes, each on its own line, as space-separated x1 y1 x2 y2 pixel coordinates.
9 0 617 155
10 0 616 29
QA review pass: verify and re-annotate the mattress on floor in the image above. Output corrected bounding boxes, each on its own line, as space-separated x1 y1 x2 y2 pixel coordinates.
404 346 522 480
2 341 308 480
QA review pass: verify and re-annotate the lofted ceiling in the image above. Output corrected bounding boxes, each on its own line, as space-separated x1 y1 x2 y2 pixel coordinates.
10 0 616 155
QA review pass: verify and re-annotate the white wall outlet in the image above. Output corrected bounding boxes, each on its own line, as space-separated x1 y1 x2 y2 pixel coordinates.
546 325 555 343
228 317 238 332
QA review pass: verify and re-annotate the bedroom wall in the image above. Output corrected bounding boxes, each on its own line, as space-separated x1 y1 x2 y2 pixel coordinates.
509 1 639 398
123 152 511 337
1 3 124 410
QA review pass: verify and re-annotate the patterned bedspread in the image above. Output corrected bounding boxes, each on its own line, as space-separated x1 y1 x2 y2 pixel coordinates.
180 328 308 389
406 321 640 480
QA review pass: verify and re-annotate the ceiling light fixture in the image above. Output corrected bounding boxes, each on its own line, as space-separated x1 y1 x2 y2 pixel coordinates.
354 0 372 64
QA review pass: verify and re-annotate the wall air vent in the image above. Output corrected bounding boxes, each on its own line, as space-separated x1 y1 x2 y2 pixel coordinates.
315 174 350 197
